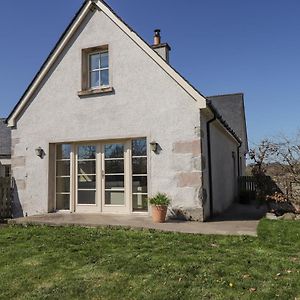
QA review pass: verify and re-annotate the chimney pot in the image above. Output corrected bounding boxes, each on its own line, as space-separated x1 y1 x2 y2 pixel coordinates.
154 29 161 45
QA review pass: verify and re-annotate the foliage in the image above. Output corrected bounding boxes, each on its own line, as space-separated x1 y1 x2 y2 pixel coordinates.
248 139 279 201
0 222 299 299
148 193 171 206
275 132 300 185
249 132 300 207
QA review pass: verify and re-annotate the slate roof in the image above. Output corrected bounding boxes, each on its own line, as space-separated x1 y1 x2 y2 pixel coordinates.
206 93 248 153
0 118 11 157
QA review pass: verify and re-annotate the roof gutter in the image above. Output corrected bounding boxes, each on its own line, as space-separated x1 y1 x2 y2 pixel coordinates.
237 142 242 177
206 101 242 144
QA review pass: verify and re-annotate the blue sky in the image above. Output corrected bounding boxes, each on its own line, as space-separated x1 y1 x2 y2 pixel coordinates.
0 0 299 147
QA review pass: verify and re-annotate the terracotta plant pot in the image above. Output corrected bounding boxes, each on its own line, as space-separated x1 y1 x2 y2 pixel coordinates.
151 205 168 223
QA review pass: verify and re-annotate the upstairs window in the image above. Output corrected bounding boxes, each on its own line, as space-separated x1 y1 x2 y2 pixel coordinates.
89 51 109 88
81 45 110 94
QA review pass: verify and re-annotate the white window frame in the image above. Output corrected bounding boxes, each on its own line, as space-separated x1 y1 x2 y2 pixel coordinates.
88 50 109 89
55 144 72 212
131 147 148 212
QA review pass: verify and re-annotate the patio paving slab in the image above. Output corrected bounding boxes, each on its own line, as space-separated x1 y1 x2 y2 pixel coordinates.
8 209 263 236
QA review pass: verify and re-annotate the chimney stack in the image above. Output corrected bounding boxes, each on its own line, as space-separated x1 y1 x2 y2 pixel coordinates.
151 29 171 63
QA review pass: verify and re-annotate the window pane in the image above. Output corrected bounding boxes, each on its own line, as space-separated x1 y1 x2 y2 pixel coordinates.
56 177 70 193
100 51 108 68
90 53 100 70
78 190 96 204
105 144 124 159
100 69 109 86
105 160 124 174
132 157 147 174
132 176 147 193
56 194 70 210
56 161 70 176
56 144 71 159
105 191 124 205
78 175 96 189
132 138 147 156
105 175 124 189
78 145 96 160
78 161 96 175
132 194 148 212
90 71 100 88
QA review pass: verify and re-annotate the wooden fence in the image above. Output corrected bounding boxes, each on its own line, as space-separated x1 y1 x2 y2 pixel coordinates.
238 176 257 203
0 177 12 219
238 176 257 192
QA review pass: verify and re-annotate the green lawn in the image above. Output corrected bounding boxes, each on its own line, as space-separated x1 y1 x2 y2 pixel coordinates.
0 220 299 300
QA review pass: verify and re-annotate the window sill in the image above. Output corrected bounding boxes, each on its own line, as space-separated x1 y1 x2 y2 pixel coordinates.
78 87 114 97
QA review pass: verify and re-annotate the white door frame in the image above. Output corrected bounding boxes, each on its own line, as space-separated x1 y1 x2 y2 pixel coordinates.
75 142 100 213
101 140 131 214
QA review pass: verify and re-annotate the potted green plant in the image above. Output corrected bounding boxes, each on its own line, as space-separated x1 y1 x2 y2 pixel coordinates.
148 193 171 223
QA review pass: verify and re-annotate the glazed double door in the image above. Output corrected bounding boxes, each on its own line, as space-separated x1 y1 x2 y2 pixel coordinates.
55 138 148 213
76 141 130 213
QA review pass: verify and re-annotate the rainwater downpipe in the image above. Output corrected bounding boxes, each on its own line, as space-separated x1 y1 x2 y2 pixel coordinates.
237 141 242 201
206 113 217 219
237 142 242 177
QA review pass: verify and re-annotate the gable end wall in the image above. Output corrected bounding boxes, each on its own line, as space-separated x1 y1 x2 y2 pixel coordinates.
11 8 206 220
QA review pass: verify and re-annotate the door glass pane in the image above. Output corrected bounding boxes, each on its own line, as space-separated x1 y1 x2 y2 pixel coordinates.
56 194 70 210
105 144 124 158
132 194 148 212
77 144 96 205
105 175 124 189
78 145 96 159
104 143 125 206
56 177 70 193
132 176 147 193
105 191 124 205
132 157 147 174
105 160 124 174
78 190 96 205
78 175 96 189
132 138 147 156
78 161 96 175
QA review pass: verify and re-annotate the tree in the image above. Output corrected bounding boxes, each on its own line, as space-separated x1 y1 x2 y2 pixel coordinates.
249 131 300 210
275 132 300 185
248 139 278 201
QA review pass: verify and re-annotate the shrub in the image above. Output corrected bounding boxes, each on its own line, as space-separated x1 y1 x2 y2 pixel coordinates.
148 193 171 206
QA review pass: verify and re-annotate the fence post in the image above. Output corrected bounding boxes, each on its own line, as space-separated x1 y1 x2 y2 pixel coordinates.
0 177 12 220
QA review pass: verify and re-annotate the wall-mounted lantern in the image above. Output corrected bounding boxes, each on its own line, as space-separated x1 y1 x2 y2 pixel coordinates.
35 147 44 158
150 141 158 153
